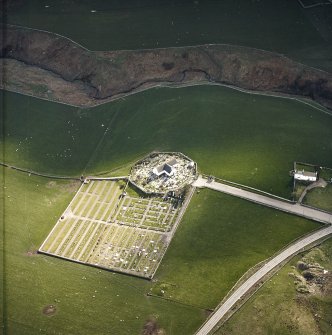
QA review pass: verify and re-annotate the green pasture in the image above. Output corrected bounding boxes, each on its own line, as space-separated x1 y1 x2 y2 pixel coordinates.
320 168 332 181
152 188 319 308
87 86 332 199
303 184 332 213
5 0 332 70
2 169 204 335
2 166 321 334
216 238 332 335
2 91 117 175
3 86 332 199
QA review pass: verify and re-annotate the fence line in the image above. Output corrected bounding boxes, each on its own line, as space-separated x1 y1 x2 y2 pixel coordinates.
2 24 332 115
201 173 295 204
0 162 80 180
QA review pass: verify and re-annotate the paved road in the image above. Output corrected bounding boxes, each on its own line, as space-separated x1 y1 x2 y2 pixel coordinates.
195 224 332 335
193 176 332 335
194 176 332 224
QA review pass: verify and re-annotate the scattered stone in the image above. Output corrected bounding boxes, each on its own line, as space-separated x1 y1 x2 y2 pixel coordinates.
297 261 309 271
42 304 56 316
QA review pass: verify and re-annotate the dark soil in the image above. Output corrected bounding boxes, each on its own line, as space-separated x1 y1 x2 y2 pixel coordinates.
42 304 57 317
25 249 38 256
1 24 332 109
142 317 166 335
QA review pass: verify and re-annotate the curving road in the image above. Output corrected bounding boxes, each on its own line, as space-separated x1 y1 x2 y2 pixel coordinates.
193 176 332 335
195 225 332 335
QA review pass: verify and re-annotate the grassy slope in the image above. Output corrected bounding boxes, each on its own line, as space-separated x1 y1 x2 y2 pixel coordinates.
216 239 332 335
5 0 331 70
2 84 332 334
152 189 318 309
88 85 332 199
2 169 204 335
3 86 332 199
2 169 320 335
304 184 332 212
2 92 117 175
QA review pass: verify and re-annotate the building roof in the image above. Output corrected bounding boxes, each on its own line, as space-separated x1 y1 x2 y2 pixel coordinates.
167 158 178 166
295 170 317 177
163 164 173 174
155 163 173 175
154 158 177 176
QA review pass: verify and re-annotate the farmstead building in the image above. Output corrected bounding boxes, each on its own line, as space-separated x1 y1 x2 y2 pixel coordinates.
294 170 318 182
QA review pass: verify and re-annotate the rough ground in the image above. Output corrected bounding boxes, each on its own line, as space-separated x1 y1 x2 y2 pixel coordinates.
217 242 332 335
1 24 332 108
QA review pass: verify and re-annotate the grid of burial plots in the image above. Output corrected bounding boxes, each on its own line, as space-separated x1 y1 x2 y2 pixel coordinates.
114 197 179 231
39 180 182 278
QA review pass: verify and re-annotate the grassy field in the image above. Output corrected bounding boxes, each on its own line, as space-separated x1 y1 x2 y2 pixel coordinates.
216 238 332 335
87 85 332 199
303 184 332 213
151 188 319 309
4 0 332 70
2 168 321 335
3 86 332 199
2 91 117 175
2 83 332 332
2 169 204 335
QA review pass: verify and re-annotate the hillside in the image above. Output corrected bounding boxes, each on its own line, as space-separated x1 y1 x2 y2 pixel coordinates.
1 24 332 108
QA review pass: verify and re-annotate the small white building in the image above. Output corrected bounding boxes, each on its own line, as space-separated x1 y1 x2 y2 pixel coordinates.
294 170 318 182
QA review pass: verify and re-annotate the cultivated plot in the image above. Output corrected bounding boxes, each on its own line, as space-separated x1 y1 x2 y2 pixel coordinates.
39 179 188 278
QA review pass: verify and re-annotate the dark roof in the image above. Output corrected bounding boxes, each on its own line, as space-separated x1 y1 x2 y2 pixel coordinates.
154 158 177 175
163 164 173 174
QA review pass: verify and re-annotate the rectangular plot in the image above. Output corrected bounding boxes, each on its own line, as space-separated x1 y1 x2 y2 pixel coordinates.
55 220 86 256
79 194 99 218
40 179 191 279
104 187 117 203
72 193 94 215
80 224 106 262
98 181 114 199
51 225 78 256
46 217 78 254
67 221 98 259
40 218 69 252
88 181 100 194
